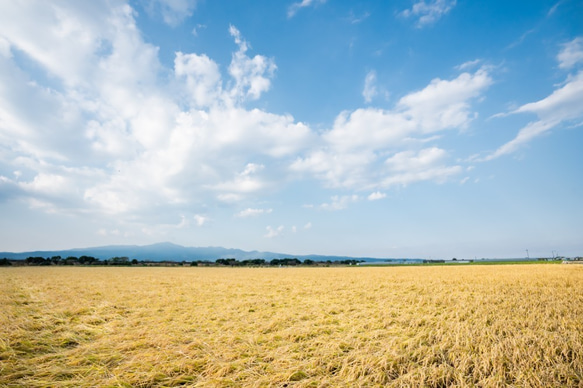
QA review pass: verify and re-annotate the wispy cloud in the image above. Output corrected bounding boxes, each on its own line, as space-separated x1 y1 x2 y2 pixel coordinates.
146 0 197 27
191 23 206 36
235 208 273 218
362 70 378 103
481 60 583 161
558 37 583 70
193 214 210 226
506 28 537 49
547 0 565 16
401 0 457 28
320 195 359 211
287 0 326 18
264 225 284 238
346 11 370 24
455 59 482 71
486 79 583 160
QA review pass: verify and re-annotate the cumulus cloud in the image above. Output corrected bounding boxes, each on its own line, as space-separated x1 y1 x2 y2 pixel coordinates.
401 0 457 27
292 67 491 190
0 2 314 226
174 52 222 107
287 0 326 18
396 68 491 131
228 25 276 102
0 2 499 235
367 191 386 201
0 6 274 235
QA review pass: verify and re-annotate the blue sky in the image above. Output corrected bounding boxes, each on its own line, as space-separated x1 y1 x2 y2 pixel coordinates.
0 0 582 259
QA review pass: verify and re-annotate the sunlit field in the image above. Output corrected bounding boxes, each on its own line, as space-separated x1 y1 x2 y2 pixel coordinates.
1 265 582 387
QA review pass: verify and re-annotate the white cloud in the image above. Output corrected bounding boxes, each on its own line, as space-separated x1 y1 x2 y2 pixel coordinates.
193 214 209 226
217 193 242 203
19 173 70 196
547 1 564 16
264 225 284 238
401 0 457 27
382 148 462 186
367 191 386 201
191 24 205 36
304 222 312 229
213 163 266 194
558 37 583 70
363 70 378 103
175 52 222 107
228 25 277 102
455 59 481 71
513 74 583 121
176 215 188 229
396 68 491 132
347 11 370 25
236 208 273 218
146 0 197 27
287 0 326 18
292 68 490 190
484 71 583 160
0 2 501 235
0 4 315 222
362 70 389 103
320 195 359 211
385 147 447 172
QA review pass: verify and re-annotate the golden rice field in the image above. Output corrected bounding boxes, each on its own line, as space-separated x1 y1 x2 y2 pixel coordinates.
1 265 582 387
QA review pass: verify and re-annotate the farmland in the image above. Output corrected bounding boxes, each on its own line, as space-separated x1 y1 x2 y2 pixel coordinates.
1 265 582 387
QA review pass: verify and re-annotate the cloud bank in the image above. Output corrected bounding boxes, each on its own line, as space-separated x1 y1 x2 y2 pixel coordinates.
2 1 577 237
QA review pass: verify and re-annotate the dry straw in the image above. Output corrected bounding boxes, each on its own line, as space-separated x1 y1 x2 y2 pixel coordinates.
1 265 582 387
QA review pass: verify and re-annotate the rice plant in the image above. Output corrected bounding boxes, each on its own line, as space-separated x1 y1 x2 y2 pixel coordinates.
1 265 582 387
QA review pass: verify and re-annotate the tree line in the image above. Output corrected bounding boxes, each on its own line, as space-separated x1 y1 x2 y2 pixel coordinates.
0 255 136 266
212 258 363 266
0 256 364 267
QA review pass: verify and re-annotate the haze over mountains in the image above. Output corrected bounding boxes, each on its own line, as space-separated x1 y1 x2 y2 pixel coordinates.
0 242 396 263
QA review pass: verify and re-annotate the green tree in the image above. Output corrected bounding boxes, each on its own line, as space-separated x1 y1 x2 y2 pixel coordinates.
110 256 130 265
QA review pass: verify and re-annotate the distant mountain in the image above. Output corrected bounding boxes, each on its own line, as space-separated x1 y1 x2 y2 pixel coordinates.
0 242 404 263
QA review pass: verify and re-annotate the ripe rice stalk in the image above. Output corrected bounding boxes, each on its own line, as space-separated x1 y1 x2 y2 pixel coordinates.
0 265 581 387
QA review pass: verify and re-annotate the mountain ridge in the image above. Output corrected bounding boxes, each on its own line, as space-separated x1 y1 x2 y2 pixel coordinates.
0 242 403 262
